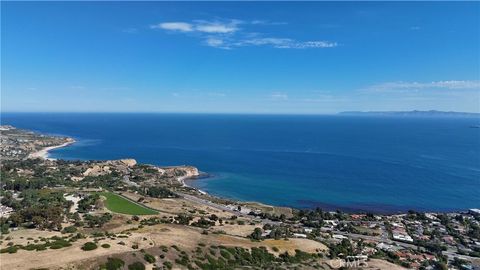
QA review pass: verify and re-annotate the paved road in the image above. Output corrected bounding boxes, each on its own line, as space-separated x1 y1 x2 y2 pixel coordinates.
179 192 238 215
178 192 281 225
332 230 423 250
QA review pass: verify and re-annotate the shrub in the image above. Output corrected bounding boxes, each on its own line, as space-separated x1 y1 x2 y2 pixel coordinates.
49 244 65 249
101 243 111 248
144 253 156 263
62 226 77 234
35 245 47 251
23 244 39 251
163 261 173 270
105 257 125 270
81 242 98 251
128 261 145 270
220 250 231 259
50 239 72 249
0 246 18 253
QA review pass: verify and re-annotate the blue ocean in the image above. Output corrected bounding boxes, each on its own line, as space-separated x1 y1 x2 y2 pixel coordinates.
2 113 479 213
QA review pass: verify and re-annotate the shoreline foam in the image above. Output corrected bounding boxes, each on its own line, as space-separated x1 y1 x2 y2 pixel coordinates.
177 172 208 195
28 139 76 160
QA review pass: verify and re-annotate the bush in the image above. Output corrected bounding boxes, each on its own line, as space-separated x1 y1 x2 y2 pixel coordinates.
163 261 173 270
128 261 145 270
35 245 47 251
105 257 125 270
62 226 77 234
0 246 18 253
81 242 98 251
49 244 65 249
101 243 111 248
220 250 231 259
50 239 72 249
144 253 156 263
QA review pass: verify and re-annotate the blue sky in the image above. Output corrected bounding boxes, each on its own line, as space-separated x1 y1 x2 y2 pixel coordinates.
2 1 479 113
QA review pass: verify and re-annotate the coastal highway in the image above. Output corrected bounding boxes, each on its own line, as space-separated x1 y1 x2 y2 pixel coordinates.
179 192 239 215
178 192 282 226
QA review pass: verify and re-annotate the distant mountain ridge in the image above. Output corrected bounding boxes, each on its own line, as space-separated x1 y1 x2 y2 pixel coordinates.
338 110 480 117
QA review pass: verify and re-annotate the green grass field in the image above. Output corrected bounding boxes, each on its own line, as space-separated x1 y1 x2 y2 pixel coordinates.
99 192 158 215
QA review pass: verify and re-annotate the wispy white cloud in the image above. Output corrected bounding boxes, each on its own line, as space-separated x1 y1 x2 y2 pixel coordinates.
237 38 337 49
204 37 229 49
151 20 239 33
367 80 480 92
410 26 421 31
299 94 350 103
151 22 194 32
151 19 337 50
251 20 287 25
208 92 227 97
171 91 227 98
194 20 241 33
270 92 289 100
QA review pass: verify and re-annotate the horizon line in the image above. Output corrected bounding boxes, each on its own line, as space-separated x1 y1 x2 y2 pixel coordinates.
1 110 479 115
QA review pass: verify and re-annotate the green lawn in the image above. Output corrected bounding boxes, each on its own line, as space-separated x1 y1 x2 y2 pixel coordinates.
99 192 158 215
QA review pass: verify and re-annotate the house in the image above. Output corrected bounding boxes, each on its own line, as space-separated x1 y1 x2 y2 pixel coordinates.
469 209 480 216
304 227 314 233
376 243 397 252
333 234 348 240
293 233 307 238
393 233 414 242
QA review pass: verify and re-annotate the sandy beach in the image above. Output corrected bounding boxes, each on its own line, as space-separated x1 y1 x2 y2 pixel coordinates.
28 138 75 160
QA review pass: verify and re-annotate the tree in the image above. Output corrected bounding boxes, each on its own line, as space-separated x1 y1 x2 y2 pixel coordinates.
81 242 98 251
144 253 156 263
250 228 263 240
104 257 125 270
128 261 145 270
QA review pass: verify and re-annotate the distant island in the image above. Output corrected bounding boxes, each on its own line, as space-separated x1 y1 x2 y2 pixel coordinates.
339 110 480 118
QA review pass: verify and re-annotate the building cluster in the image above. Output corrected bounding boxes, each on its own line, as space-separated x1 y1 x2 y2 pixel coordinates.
261 210 480 269
390 220 414 242
0 125 70 160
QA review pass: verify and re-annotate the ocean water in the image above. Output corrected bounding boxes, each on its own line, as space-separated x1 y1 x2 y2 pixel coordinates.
2 113 479 213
